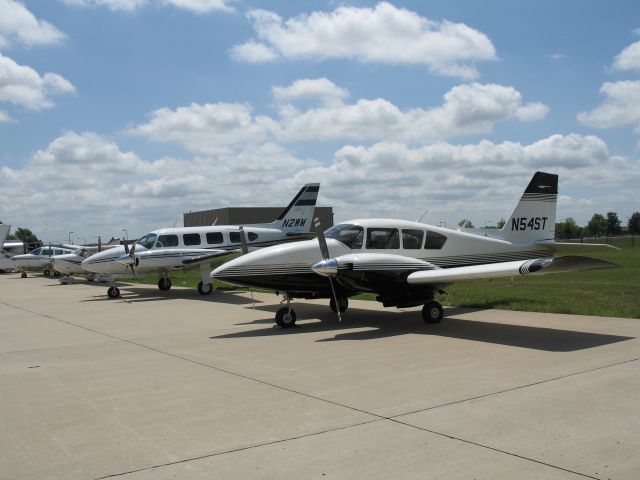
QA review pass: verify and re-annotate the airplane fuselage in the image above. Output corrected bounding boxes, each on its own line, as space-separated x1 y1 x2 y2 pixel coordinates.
213 219 553 306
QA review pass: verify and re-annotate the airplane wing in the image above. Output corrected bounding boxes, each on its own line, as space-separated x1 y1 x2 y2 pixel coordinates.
181 249 239 265
407 256 617 285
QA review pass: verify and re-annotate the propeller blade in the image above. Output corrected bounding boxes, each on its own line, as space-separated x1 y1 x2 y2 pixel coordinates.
328 277 342 323
312 218 343 322
97 236 102 252
123 241 129 255
129 241 136 257
238 226 249 255
314 217 329 260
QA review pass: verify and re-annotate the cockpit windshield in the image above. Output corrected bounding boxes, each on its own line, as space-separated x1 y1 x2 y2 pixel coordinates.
137 233 157 249
324 224 364 249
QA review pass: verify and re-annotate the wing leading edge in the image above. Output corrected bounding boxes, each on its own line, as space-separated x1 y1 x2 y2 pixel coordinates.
407 256 617 285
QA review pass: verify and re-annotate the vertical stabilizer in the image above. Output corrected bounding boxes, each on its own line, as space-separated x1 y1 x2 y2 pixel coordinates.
269 183 320 234
0 223 10 248
500 172 558 243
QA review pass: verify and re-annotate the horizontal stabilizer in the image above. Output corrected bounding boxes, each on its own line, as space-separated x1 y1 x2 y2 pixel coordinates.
546 241 621 252
407 256 617 285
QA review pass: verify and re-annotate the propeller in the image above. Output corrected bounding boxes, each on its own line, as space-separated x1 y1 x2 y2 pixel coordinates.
116 241 137 277
238 226 249 255
311 217 342 322
97 236 102 252
237 226 255 308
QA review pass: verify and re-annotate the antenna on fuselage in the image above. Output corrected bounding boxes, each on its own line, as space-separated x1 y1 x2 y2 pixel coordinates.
416 209 430 223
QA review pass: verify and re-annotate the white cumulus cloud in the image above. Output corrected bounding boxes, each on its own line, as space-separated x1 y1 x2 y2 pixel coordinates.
231 2 497 79
128 102 279 155
0 53 75 110
62 0 234 13
612 40 640 73
277 82 548 142
0 0 66 48
578 81 640 130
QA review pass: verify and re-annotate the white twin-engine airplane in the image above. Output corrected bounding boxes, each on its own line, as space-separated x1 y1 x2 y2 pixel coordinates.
82 183 321 299
212 172 617 328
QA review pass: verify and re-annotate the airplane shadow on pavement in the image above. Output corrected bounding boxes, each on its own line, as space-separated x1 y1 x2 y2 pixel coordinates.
212 303 634 352
77 286 260 306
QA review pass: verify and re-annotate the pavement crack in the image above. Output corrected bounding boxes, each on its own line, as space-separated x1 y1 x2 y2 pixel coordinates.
92 419 382 480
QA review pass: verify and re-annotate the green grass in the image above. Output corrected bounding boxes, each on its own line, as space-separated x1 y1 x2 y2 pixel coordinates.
129 240 640 319
438 241 640 319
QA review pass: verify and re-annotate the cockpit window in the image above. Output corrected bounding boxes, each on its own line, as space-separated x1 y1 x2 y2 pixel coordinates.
137 233 157 249
30 248 42 255
424 231 447 249
402 229 424 249
366 228 400 249
324 224 364 249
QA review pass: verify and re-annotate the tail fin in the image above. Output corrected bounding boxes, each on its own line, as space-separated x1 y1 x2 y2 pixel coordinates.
0 223 10 248
500 172 558 243
270 183 320 234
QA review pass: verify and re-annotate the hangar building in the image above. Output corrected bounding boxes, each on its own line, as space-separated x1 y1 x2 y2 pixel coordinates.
183 207 333 229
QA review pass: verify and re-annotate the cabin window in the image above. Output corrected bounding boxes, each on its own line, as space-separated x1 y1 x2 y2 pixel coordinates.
206 232 223 244
229 232 240 243
248 232 258 241
157 234 178 247
183 233 201 246
402 229 424 249
53 249 65 255
30 248 42 255
325 224 364 249
137 234 157 249
366 228 400 249
424 231 447 249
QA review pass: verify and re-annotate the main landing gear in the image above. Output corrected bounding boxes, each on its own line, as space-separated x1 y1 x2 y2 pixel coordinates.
329 296 349 313
158 277 172 291
421 300 443 324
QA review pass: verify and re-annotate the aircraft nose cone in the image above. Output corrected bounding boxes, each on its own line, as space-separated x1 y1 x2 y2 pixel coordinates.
311 258 338 276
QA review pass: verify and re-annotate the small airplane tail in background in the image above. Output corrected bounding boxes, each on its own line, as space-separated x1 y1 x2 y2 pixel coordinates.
0 223 11 248
267 183 321 234
499 171 558 243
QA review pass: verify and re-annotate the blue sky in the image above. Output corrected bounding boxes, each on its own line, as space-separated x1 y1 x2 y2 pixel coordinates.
1 0 639 243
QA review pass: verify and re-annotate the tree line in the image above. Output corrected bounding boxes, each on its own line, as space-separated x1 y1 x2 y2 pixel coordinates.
556 211 640 239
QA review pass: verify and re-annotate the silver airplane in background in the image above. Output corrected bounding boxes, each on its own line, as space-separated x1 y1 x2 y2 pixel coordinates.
83 183 321 298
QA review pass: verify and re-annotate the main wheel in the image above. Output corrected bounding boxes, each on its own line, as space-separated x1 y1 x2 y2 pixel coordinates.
107 286 120 299
422 301 443 324
275 307 297 328
197 281 213 295
158 277 172 291
43 268 51 276
21 272 27 278
330 296 349 313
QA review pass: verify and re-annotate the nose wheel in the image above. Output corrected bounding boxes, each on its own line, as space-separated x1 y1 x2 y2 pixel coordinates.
197 281 213 295
275 293 297 328
275 307 297 328
107 286 120 299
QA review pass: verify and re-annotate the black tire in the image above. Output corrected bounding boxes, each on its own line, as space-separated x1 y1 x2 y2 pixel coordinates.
329 296 349 313
275 307 297 328
107 286 120 299
54 271 61 278
44 269 51 276
158 277 172 291
197 281 213 295
422 301 443 324
21 271 27 278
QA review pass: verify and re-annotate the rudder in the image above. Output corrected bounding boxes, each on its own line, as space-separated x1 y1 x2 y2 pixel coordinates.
501 172 558 243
